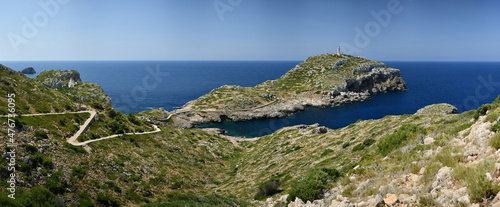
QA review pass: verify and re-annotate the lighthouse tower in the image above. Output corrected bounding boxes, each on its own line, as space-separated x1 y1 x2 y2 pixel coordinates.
337 46 341 55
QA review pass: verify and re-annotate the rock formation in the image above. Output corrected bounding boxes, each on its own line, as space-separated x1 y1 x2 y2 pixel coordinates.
34 70 111 106
21 67 36 74
170 54 408 128
415 103 458 115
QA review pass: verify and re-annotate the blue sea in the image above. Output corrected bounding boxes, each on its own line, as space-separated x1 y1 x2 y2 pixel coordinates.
3 61 500 137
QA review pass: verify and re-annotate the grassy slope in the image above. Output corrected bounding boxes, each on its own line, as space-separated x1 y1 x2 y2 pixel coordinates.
0 112 242 206
0 65 77 114
216 110 476 200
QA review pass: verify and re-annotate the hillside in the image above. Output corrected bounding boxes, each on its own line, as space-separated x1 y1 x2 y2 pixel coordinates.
170 54 407 128
2 61 500 206
0 65 78 114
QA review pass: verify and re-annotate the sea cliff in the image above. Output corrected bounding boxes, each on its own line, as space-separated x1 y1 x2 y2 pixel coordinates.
170 54 407 128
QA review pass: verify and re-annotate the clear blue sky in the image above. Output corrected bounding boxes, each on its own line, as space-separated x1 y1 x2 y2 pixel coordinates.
1 0 499 61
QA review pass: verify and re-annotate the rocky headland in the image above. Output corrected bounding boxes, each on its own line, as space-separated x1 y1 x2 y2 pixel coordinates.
170 54 407 128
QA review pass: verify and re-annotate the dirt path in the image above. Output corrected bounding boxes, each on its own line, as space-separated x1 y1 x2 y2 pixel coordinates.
2 110 161 147
71 125 160 146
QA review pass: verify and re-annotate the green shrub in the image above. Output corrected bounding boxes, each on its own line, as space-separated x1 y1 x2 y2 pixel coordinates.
474 104 491 119
0 192 23 207
434 147 460 168
34 130 49 140
125 189 142 203
352 144 365 152
97 193 120 207
362 138 376 146
492 123 500 132
377 124 424 156
254 178 281 200
287 168 341 203
17 186 59 207
77 191 95 207
64 142 87 154
105 181 122 193
342 142 350 148
489 133 500 150
22 144 38 153
467 163 500 202
451 123 473 134
72 166 86 179
45 170 68 195
320 149 334 157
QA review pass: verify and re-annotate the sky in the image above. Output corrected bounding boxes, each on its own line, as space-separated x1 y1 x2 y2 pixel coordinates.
0 0 499 61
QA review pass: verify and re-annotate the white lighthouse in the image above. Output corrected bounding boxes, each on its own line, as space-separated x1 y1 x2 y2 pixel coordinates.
337 45 341 55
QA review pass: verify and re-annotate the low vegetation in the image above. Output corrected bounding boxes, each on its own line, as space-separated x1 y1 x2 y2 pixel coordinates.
287 168 341 203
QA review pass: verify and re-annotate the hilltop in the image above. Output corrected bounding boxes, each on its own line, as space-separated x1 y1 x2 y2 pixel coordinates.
170 54 407 128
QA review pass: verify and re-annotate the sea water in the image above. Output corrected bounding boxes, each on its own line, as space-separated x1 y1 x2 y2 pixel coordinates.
3 61 500 137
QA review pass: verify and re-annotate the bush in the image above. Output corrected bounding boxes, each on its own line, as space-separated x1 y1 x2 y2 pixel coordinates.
72 166 86 179
474 104 491 119
97 193 120 207
320 149 334 157
18 186 59 207
64 142 87 154
377 124 424 156
34 130 49 140
287 168 341 203
352 144 365 152
105 181 122 193
467 162 500 203
125 189 142 203
342 142 350 148
489 133 500 150
254 178 281 200
22 144 38 153
362 138 376 146
0 192 23 207
451 123 473 134
492 123 500 132
45 170 68 195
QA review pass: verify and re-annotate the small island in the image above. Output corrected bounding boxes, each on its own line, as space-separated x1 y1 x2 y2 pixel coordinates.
170 52 408 128
21 67 36 74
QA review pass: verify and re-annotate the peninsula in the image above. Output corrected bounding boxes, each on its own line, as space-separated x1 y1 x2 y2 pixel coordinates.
171 53 407 128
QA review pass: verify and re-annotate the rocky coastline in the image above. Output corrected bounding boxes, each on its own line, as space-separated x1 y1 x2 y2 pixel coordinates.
170 55 407 128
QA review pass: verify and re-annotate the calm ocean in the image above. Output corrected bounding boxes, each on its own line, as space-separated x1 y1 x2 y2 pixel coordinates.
3 61 500 137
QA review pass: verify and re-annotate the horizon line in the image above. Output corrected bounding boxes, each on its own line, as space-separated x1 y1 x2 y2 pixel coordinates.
2 59 500 62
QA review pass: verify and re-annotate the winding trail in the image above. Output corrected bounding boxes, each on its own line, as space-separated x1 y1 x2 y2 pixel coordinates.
70 125 160 146
2 110 161 147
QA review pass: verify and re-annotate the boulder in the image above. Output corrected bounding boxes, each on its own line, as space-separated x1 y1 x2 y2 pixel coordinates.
312 127 328 134
384 194 398 206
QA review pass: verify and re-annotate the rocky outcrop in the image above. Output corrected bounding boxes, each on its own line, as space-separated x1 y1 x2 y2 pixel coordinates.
345 67 407 93
415 103 458 115
170 55 408 128
35 70 82 88
21 67 36 74
34 70 111 106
